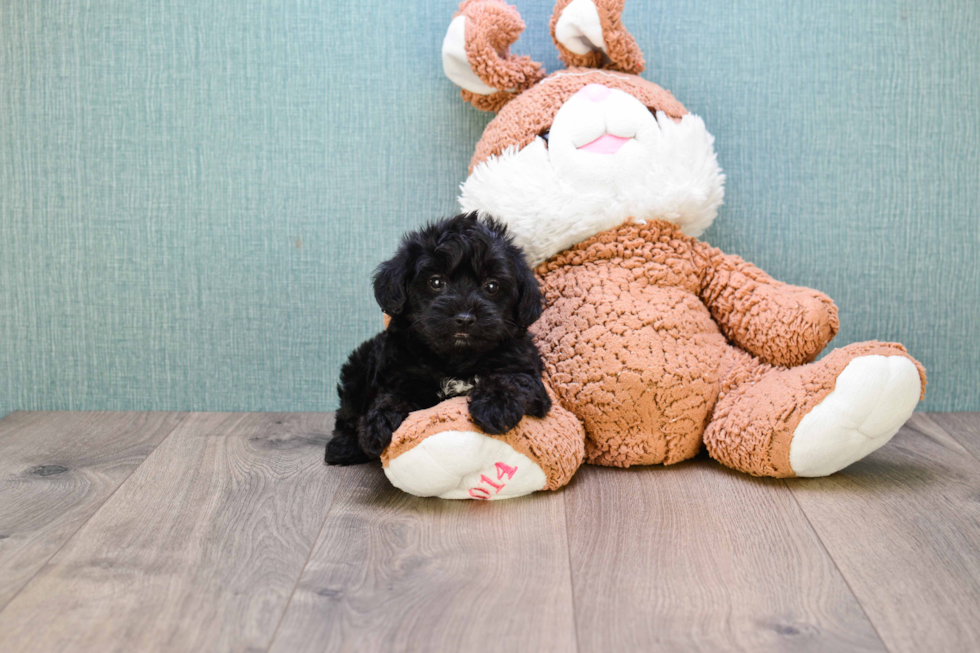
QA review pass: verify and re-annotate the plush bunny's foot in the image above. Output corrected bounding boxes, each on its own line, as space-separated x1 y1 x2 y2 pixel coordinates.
385 431 547 500
705 341 926 478
788 354 921 477
381 394 586 500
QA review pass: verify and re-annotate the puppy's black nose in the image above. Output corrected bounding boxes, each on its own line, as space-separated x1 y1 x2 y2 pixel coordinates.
454 313 476 328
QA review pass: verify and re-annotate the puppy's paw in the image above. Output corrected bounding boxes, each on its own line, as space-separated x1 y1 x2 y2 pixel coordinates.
325 433 370 466
358 409 406 458
526 382 552 419
468 391 525 435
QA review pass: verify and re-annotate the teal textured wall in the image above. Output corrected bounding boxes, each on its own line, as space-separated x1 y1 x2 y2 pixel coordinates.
1 1 977 414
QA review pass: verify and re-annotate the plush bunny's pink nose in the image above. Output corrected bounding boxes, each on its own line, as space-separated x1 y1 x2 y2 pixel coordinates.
578 83 613 102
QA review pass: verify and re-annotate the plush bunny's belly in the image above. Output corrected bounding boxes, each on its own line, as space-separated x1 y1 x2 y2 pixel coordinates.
532 227 730 467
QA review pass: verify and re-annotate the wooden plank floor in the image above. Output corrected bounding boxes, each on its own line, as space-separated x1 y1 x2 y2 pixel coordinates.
0 411 978 652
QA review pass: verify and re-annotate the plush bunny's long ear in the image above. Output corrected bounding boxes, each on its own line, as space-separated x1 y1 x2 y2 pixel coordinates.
550 0 645 74
442 0 545 112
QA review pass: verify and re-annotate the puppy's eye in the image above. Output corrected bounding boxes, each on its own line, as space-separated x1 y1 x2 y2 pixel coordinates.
428 275 445 291
483 280 499 295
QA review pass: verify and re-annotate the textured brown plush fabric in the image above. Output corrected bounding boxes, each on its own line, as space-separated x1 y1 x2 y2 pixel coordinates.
532 222 730 467
550 0 646 74
469 68 686 171
530 220 926 470
381 385 586 491
455 0 545 112
699 245 841 367
460 89 515 113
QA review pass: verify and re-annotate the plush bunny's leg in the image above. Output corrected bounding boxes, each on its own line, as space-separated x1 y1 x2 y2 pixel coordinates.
381 391 585 500
704 342 926 478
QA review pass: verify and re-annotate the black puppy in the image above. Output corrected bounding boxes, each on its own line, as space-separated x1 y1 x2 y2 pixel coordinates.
325 212 551 465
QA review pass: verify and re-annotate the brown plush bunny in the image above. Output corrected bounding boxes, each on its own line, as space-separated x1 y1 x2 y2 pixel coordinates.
380 0 926 500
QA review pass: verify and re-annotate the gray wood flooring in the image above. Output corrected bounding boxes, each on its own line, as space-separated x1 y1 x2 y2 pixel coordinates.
0 411 977 652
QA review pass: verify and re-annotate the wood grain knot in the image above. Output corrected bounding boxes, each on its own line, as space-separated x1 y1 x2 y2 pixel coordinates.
249 433 330 450
314 587 343 600
767 620 819 638
30 464 69 477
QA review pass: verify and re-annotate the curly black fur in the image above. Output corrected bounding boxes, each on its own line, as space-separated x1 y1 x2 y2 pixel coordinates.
325 212 551 465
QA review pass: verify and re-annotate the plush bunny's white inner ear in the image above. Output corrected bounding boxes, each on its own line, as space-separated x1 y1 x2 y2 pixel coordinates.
555 0 607 55
442 15 497 95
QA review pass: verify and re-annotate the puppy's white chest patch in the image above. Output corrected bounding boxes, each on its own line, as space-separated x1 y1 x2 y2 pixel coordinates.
439 376 479 399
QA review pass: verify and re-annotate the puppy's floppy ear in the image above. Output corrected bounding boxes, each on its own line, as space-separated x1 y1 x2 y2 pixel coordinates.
373 256 409 316
511 249 543 328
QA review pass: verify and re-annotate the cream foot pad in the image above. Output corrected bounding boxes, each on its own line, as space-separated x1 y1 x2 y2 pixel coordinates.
789 355 921 477
384 430 548 500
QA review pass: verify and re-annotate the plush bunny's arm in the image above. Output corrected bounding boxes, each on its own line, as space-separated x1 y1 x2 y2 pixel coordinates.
698 247 839 367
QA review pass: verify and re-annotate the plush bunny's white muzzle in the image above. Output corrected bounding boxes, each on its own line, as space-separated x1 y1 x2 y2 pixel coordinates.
459 82 725 266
